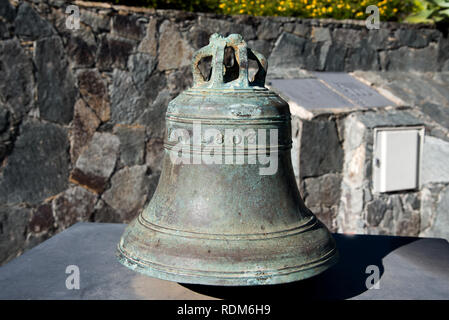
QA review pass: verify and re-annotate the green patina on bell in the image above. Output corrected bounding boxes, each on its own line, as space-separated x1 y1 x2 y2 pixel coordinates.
117 33 338 286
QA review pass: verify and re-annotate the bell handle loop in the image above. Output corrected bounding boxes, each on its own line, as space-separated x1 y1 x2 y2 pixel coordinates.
191 40 227 87
247 48 267 87
192 46 212 87
191 34 267 88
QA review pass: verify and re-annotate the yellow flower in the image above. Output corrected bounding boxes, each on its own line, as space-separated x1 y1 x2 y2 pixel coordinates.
327 7 333 13
239 9 244 13
219 3 226 9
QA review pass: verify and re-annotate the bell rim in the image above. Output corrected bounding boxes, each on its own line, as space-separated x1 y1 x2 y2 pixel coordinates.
116 243 339 286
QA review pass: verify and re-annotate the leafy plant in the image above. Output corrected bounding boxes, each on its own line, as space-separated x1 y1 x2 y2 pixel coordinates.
99 0 418 22
218 0 415 21
406 0 449 23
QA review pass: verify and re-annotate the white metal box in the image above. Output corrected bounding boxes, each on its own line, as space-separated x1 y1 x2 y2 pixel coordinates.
373 127 424 193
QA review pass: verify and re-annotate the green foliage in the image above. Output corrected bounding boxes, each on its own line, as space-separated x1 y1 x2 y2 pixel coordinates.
406 0 449 23
218 0 414 22
101 0 417 22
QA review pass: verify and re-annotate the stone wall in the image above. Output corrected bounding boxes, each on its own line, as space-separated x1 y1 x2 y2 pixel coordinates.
289 71 449 239
338 108 425 236
345 72 449 240
1 0 448 265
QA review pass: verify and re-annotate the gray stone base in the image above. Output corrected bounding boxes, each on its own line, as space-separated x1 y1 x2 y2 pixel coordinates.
0 222 448 300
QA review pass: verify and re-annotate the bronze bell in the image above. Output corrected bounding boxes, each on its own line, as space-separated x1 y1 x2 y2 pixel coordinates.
117 33 338 286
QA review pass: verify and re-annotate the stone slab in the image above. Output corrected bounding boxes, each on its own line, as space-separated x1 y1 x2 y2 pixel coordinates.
269 78 354 110
313 72 395 107
0 222 448 300
269 73 395 112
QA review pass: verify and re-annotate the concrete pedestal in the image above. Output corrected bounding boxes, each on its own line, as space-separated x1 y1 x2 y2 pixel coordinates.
0 222 448 300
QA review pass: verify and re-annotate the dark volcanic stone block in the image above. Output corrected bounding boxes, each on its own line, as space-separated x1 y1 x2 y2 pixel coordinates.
300 120 343 178
66 28 97 68
77 69 110 122
102 165 154 222
303 173 342 208
96 34 135 71
345 39 379 71
29 204 55 234
325 44 347 71
53 186 97 229
0 20 10 39
0 205 31 265
0 39 34 117
0 105 8 133
0 0 16 22
70 132 120 194
69 99 101 163
0 121 69 204
35 36 77 124
270 32 307 69
113 125 146 166
80 9 110 33
381 45 439 71
112 14 145 41
14 2 54 39
395 28 429 49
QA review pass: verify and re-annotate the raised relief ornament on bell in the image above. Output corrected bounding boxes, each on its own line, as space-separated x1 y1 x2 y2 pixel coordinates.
117 33 338 286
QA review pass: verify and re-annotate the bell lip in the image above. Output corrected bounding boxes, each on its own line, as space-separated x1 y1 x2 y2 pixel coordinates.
116 244 339 286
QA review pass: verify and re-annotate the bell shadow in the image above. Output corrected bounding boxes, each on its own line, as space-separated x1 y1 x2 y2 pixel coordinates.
181 233 418 300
